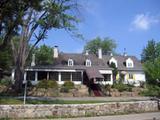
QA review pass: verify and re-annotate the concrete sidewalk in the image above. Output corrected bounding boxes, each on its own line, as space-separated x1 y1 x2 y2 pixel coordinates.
17 96 151 102
53 112 160 120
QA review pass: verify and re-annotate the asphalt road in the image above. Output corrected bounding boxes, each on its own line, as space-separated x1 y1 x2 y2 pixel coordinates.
53 112 160 120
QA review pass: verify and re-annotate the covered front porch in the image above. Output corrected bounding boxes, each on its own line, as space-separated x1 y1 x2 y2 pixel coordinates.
23 69 84 85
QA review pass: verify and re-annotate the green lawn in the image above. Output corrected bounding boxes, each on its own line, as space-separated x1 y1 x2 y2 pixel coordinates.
0 98 107 105
0 97 146 105
0 98 23 104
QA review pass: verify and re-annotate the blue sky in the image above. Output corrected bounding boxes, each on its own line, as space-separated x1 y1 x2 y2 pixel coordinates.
39 0 160 59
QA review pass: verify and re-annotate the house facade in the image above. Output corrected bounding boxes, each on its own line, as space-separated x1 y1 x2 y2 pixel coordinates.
12 46 146 86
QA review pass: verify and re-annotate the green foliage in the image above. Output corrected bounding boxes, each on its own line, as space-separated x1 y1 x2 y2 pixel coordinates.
143 57 160 85
84 37 116 55
112 83 133 92
63 81 74 89
60 81 74 93
141 39 160 89
36 80 58 89
141 39 160 62
140 85 160 97
0 39 12 70
35 44 53 65
1 0 81 92
105 84 111 91
110 62 118 81
0 76 12 86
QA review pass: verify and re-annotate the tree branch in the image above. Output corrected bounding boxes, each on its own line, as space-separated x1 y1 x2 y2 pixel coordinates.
25 28 47 62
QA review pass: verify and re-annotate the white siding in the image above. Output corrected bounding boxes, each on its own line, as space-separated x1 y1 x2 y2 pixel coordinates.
99 70 113 85
124 72 146 86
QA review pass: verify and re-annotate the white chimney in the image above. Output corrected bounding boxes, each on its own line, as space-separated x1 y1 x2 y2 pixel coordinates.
123 48 127 56
85 50 89 55
31 54 35 66
124 53 127 57
98 48 102 59
53 46 59 58
110 52 113 56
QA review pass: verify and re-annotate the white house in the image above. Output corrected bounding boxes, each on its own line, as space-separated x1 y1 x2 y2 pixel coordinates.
12 46 146 86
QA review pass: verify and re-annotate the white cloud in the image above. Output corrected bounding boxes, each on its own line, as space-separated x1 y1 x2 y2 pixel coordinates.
130 13 159 31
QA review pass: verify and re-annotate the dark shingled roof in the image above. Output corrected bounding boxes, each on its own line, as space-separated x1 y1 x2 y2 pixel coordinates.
26 53 143 72
102 55 143 71
85 68 104 80
53 53 110 68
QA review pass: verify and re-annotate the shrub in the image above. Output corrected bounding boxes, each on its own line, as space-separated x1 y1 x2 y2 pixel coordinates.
140 85 160 97
139 81 146 88
60 87 69 93
105 84 111 91
112 83 133 92
36 80 58 89
60 81 74 93
63 81 74 89
0 76 12 86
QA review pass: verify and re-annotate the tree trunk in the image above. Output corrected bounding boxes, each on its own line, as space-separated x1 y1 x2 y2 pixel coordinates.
14 65 24 92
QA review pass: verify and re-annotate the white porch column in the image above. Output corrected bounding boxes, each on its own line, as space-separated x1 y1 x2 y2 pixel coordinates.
70 72 72 81
81 71 83 83
35 71 38 81
110 73 113 85
24 71 27 81
58 72 61 82
11 69 15 82
47 72 49 80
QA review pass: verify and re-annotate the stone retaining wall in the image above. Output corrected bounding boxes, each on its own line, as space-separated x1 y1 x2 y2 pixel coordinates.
0 100 159 118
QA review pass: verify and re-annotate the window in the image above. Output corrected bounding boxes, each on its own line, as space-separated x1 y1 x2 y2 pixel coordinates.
26 71 35 80
49 72 58 81
126 58 134 68
61 72 71 81
129 74 133 79
128 63 133 67
72 72 81 81
86 59 91 67
109 57 117 67
38 71 47 80
103 74 111 81
68 59 74 66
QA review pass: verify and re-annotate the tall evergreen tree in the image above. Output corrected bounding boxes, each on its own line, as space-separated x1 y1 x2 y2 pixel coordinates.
141 39 157 62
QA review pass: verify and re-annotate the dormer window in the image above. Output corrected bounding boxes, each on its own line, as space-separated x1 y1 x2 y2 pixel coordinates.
126 58 134 68
109 57 118 68
68 59 74 66
86 59 91 67
127 62 133 67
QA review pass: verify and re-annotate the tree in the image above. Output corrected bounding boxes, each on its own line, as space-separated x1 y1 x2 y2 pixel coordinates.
141 39 160 86
141 39 158 62
144 57 160 86
0 0 43 50
110 62 118 82
1 0 80 92
35 44 53 65
156 42 160 58
84 37 116 55
0 38 13 70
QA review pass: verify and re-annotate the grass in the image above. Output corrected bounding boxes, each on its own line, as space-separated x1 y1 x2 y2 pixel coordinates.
0 98 107 105
26 99 107 104
0 97 148 105
0 98 23 105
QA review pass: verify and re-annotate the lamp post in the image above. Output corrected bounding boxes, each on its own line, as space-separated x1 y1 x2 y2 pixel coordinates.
23 79 27 105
